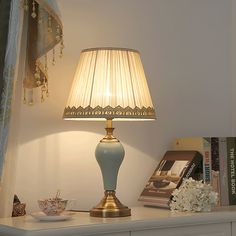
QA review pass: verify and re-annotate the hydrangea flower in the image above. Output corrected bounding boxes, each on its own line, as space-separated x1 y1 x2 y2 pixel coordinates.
169 178 218 212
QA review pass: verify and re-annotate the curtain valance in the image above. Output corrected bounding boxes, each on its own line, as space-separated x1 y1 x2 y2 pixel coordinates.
23 0 64 104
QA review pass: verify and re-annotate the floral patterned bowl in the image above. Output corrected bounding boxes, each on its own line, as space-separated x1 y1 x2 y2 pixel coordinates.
38 199 68 216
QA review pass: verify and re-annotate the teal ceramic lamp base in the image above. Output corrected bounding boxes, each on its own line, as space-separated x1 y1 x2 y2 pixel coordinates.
90 119 131 218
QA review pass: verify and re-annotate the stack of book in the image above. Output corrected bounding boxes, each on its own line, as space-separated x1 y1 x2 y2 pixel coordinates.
173 137 236 206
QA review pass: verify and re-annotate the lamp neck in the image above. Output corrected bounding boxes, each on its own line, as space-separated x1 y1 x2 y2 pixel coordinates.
101 119 119 143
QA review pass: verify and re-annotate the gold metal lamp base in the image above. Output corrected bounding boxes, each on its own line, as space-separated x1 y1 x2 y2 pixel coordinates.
90 191 131 217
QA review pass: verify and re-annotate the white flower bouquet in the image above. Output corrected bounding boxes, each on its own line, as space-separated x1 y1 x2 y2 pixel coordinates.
170 178 218 212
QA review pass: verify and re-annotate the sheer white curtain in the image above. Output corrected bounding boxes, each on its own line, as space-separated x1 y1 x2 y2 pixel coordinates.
0 0 25 217
0 0 63 217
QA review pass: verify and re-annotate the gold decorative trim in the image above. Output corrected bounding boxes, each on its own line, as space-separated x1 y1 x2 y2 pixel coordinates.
82 47 139 54
63 105 156 119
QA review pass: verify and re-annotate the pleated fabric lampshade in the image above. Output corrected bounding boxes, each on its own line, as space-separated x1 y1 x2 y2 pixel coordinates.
63 47 156 120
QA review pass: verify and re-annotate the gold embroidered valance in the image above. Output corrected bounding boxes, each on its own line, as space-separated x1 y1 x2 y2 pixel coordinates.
22 0 63 104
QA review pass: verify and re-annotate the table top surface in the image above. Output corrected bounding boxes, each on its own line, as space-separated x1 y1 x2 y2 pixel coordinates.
1 206 236 236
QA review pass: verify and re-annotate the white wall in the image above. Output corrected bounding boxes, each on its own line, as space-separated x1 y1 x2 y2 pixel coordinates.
15 0 233 213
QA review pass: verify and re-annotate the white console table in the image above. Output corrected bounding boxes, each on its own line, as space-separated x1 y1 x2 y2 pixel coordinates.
0 206 236 236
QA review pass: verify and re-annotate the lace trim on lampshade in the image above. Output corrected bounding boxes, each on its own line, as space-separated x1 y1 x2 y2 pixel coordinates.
63 105 156 119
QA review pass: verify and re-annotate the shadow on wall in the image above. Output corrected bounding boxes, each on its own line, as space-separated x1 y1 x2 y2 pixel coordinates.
15 128 160 213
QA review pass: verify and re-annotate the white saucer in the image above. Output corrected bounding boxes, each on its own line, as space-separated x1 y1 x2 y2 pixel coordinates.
31 212 74 221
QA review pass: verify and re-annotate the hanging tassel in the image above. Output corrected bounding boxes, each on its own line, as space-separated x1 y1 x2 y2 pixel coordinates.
59 36 64 58
23 88 27 104
34 63 41 86
31 0 37 18
56 25 61 42
28 89 34 105
41 80 45 102
45 78 49 97
52 48 56 66
41 84 47 102
44 54 48 73
48 16 53 33
45 54 49 97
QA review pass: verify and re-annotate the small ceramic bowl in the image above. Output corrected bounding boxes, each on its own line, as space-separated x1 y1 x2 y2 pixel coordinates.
38 199 68 216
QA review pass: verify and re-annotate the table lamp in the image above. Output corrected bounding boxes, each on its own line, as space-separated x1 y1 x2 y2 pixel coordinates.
63 47 156 218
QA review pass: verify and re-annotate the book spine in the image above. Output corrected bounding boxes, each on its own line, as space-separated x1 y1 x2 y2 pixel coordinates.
219 137 229 205
211 137 220 171
227 137 236 205
203 137 211 183
211 137 220 205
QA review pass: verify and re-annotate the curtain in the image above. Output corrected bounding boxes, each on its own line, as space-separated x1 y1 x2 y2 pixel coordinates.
0 0 24 217
0 0 12 97
0 0 63 217
0 0 13 180
23 0 63 104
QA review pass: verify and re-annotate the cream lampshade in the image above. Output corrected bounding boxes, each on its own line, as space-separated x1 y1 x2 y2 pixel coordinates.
63 47 156 217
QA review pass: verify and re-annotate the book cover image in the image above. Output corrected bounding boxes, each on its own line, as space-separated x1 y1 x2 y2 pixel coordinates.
139 151 202 204
142 159 189 198
172 137 211 183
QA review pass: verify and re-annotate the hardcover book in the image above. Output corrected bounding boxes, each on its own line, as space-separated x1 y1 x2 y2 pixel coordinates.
211 137 220 206
139 150 203 208
219 137 229 206
226 137 236 205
